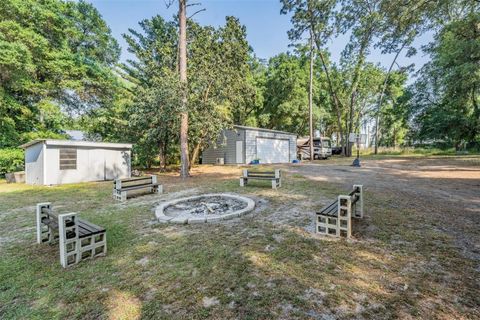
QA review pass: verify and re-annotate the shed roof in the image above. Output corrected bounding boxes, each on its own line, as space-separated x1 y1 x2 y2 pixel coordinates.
19 139 132 150
233 125 297 136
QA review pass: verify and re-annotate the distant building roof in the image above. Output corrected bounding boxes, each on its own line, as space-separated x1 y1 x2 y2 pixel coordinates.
19 139 132 150
65 130 86 141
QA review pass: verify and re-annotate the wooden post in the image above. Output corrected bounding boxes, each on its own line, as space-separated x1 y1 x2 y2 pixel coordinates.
308 31 314 161
179 0 189 178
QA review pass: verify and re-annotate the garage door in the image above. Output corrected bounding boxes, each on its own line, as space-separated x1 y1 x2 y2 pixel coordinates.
256 137 289 163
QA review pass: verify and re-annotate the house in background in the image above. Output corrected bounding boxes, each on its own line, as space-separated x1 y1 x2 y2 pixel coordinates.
20 139 132 185
202 125 297 164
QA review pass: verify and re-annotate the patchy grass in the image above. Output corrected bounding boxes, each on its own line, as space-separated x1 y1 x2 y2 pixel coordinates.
358 147 480 157
0 159 479 319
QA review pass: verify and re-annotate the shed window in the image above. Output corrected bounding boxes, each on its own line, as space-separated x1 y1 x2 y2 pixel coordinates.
59 148 77 170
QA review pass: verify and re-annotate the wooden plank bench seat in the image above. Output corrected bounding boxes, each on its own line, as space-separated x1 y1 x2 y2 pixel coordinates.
316 185 364 238
240 169 282 189
113 175 163 201
36 203 107 268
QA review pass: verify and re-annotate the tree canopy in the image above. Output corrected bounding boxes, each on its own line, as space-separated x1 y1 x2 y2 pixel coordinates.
1 0 479 171
0 0 121 147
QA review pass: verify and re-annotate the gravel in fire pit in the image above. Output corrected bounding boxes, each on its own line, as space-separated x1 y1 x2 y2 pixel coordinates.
155 193 256 224
164 196 247 216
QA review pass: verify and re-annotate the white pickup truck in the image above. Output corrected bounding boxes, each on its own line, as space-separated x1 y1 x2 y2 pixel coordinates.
297 137 332 160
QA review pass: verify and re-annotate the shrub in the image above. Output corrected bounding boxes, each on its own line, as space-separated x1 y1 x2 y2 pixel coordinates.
0 148 24 176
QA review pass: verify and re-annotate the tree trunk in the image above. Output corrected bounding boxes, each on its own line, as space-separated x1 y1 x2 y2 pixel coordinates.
178 0 189 178
308 31 314 161
374 44 405 154
190 142 203 168
346 32 370 157
159 141 166 172
316 47 345 154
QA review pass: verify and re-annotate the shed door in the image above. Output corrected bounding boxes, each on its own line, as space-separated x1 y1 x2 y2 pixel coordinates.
256 137 289 163
236 141 243 164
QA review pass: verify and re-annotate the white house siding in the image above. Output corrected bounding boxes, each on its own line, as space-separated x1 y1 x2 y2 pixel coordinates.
25 143 44 185
44 146 131 185
202 129 245 164
244 129 296 164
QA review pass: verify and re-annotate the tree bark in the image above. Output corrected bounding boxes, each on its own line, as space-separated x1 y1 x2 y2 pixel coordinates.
179 0 189 178
374 44 405 154
346 30 371 157
308 31 315 161
316 46 345 154
159 141 166 172
190 141 203 168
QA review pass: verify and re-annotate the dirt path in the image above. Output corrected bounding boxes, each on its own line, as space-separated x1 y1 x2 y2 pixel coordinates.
287 156 480 269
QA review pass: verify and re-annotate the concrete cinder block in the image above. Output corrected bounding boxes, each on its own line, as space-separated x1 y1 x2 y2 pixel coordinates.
170 216 188 224
188 217 206 224
157 215 174 223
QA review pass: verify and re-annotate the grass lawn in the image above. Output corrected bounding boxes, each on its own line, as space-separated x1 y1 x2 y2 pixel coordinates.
1 157 479 319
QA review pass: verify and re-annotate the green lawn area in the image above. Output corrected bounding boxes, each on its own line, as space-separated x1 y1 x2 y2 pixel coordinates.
0 160 479 319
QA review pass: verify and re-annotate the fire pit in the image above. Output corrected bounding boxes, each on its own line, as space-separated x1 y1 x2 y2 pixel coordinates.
155 193 255 224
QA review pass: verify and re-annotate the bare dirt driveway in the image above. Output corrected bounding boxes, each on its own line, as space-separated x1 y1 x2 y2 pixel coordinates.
288 156 480 266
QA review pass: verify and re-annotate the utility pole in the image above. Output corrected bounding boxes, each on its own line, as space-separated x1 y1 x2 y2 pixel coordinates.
178 0 189 178
308 30 314 161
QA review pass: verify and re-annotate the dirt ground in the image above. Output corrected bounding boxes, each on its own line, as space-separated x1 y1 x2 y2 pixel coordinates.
1 155 479 319
288 156 480 267
182 156 480 268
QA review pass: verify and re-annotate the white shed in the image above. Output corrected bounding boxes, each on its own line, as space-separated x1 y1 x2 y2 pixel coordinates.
202 126 297 164
20 139 132 185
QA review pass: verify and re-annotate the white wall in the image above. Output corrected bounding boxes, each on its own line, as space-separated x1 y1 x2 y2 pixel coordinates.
43 146 130 185
25 143 44 185
245 130 296 164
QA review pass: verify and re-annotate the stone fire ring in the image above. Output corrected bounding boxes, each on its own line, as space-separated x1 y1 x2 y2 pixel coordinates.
155 193 255 224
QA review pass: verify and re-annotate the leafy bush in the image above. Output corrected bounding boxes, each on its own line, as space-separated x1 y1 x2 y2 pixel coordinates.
0 148 24 176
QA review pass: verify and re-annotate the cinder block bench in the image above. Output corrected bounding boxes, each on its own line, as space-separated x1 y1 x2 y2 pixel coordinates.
113 175 162 201
36 203 107 268
240 169 281 189
315 185 363 238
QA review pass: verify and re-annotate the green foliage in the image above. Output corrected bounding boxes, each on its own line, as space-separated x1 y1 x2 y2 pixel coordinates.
0 0 120 148
410 12 480 149
119 15 255 168
377 71 409 147
0 148 24 175
2 0 479 163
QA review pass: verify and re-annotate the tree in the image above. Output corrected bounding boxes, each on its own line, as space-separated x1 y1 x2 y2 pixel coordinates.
260 53 310 134
308 32 315 161
0 0 120 147
281 0 346 151
120 15 180 169
187 17 254 166
178 0 189 178
121 15 254 169
409 12 480 149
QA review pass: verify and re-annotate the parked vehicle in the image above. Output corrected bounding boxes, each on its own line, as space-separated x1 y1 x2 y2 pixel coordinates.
297 137 332 160
331 146 343 155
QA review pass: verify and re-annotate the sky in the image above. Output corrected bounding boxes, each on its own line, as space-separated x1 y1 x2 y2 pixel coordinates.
90 0 434 77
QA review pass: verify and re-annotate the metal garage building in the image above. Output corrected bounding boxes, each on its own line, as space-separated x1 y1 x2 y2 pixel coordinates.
202 126 297 164
20 139 132 185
